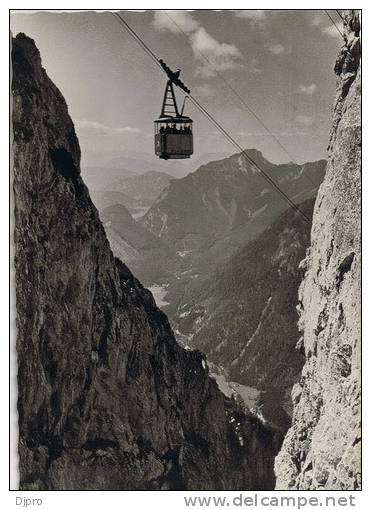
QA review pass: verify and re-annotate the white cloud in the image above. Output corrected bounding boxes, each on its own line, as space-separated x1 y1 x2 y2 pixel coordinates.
310 12 342 38
237 130 307 137
279 130 307 137
299 83 317 95
236 10 266 20
193 83 214 98
321 24 340 38
153 11 242 76
190 27 242 76
296 115 314 126
236 9 267 28
266 42 285 55
75 120 140 134
251 67 262 74
153 10 199 34
250 57 262 73
236 11 288 59
311 13 323 27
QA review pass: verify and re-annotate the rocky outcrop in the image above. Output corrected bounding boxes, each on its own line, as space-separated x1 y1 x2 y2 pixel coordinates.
12 33 282 490
275 11 361 490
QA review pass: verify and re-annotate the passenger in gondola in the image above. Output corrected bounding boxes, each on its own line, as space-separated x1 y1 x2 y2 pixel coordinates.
154 61 193 159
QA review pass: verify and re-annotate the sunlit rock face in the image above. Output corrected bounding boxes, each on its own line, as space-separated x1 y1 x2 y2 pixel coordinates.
275 11 361 490
12 33 282 490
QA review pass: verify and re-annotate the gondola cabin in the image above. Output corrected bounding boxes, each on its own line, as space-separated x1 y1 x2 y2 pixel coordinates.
154 117 193 159
154 60 194 160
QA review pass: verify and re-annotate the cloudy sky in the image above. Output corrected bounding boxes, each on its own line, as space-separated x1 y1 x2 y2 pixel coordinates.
11 10 343 166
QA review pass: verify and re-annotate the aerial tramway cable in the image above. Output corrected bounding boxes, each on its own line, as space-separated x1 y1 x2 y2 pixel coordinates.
186 94 310 222
335 9 345 23
324 10 346 41
112 12 163 70
111 11 312 223
163 10 320 190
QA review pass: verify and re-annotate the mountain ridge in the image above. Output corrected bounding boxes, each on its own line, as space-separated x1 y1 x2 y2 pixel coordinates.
141 149 325 271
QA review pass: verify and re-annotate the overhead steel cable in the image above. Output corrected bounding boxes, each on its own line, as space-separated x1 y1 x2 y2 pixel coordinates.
112 12 162 69
110 11 311 223
164 14 302 165
335 9 345 22
324 10 346 41
163 10 321 191
187 94 310 222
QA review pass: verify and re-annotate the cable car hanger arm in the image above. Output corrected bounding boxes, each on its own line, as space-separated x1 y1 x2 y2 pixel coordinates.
157 60 191 119
158 59 191 94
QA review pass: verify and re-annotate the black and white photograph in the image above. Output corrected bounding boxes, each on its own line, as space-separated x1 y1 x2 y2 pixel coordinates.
8 5 361 498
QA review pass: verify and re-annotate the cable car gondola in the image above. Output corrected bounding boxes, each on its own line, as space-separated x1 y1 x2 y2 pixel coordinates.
154 60 193 160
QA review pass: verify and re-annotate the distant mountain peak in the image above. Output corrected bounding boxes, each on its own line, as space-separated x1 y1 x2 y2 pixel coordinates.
141 149 326 263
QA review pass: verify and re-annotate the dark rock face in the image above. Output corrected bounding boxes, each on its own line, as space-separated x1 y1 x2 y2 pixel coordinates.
12 33 282 490
275 11 361 490
175 200 315 432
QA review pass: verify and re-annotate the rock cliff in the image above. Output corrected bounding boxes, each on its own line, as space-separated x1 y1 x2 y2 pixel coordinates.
12 33 282 490
275 10 361 490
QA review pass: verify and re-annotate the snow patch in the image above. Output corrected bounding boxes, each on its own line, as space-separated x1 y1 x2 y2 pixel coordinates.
158 213 168 237
214 187 237 225
132 206 150 220
251 203 267 218
148 285 169 308
231 296 273 366
179 310 191 319
211 372 260 412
